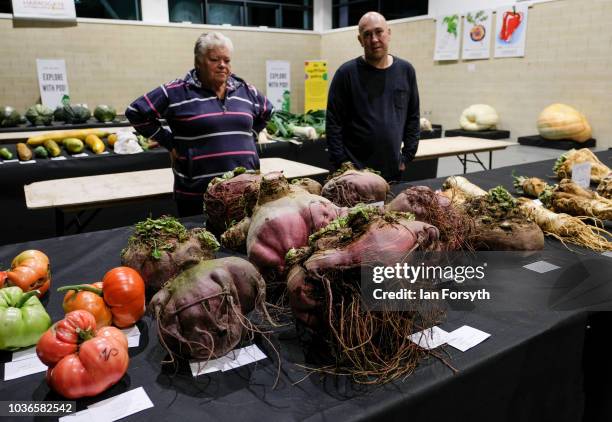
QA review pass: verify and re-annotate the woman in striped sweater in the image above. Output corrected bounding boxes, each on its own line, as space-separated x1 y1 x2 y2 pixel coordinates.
126 32 273 216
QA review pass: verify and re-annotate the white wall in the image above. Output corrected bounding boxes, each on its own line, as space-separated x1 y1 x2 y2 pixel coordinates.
141 0 169 22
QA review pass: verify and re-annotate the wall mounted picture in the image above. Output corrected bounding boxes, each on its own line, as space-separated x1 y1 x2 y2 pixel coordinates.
462 10 492 60
494 4 529 58
434 14 461 61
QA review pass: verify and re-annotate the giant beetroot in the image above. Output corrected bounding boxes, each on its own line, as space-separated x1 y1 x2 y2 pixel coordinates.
222 172 347 276
149 257 269 360
321 162 390 207
285 206 442 383
385 186 472 250
204 168 262 237
121 216 219 294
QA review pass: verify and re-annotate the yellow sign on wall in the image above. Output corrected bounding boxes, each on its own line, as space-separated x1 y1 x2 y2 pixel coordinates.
304 60 328 112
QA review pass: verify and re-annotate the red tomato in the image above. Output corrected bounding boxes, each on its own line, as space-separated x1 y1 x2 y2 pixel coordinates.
36 310 129 399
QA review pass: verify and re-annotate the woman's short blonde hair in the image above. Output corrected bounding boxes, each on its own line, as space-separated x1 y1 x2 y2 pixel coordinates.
194 32 234 59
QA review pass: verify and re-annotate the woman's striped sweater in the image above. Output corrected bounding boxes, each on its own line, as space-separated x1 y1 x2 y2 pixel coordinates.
126 69 273 198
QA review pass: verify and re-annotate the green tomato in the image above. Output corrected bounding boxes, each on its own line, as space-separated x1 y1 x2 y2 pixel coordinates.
0 286 52 351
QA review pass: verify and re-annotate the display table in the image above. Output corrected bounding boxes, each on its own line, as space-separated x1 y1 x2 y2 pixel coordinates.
518 135 597 150
24 158 329 235
445 129 511 140
3 152 612 421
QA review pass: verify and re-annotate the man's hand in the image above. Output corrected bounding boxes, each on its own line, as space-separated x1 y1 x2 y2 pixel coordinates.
399 161 406 172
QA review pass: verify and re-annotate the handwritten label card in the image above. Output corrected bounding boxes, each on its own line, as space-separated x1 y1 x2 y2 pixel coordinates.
571 162 592 188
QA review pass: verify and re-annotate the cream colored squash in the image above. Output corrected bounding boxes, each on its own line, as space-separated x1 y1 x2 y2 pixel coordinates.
420 117 433 132
537 104 592 142
459 104 499 131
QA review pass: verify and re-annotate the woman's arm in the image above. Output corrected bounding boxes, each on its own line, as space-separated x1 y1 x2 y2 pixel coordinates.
125 85 174 149
248 85 274 133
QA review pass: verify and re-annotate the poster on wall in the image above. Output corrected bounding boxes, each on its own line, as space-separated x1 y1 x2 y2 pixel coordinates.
266 60 291 112
304 60 328 112
461 10 492 60
36 59 69 109
494 5 529 58
434 14 461 61
12 0 76 21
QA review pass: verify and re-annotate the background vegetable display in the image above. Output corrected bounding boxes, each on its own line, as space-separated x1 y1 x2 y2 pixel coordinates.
16 143 32 161
459 104 499 131
265 110 325 140
93 104 117 122
36 310 129 399
121 216 219 294
60 97 91 124
554 148 611 184
150 257 270 361
3 250 51 296
286 206 442 383
321 162 390 207
58 267 145 328
537 104 592 142
25 104 54 126
0 106 21 127
0 287 51 351
203 167 262 237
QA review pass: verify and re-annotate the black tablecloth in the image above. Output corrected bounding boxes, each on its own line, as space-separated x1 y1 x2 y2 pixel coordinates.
2 151 611 421
517 135 597 150
445 129 511 140
0 118 132 135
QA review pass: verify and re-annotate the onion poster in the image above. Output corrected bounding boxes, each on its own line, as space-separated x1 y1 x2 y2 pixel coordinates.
494 5 529 58
462 10 492 60
434 14 461 61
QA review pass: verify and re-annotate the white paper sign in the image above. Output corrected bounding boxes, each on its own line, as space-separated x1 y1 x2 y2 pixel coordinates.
18 160 37 164
494 5 529 58
447 325 491 352
571 162 592 188
36 59 69 109
4 356 47 381
532 199 543 206
12 0 76 21
12 346 38 362
190 345 267 377
121 325 141 348
434 15 461 61
462 10 492 60
72 153 89 157
523 260 560 273
266 60 291 112
51 156 67 161
408 326 449 350
602 251 612 258
60 387 154 422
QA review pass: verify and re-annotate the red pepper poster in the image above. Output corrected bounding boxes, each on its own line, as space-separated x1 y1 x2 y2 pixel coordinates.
494 4 528 58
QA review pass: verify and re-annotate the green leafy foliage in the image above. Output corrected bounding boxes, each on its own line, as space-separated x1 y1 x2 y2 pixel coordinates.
265 110 326 139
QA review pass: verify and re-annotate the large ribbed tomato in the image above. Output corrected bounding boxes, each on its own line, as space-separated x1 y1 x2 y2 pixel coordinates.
57 267 145 328
36 310 129 399
4 250 51 296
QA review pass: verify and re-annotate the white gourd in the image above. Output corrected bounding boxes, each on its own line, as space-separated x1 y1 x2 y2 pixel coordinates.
459 104 499 131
